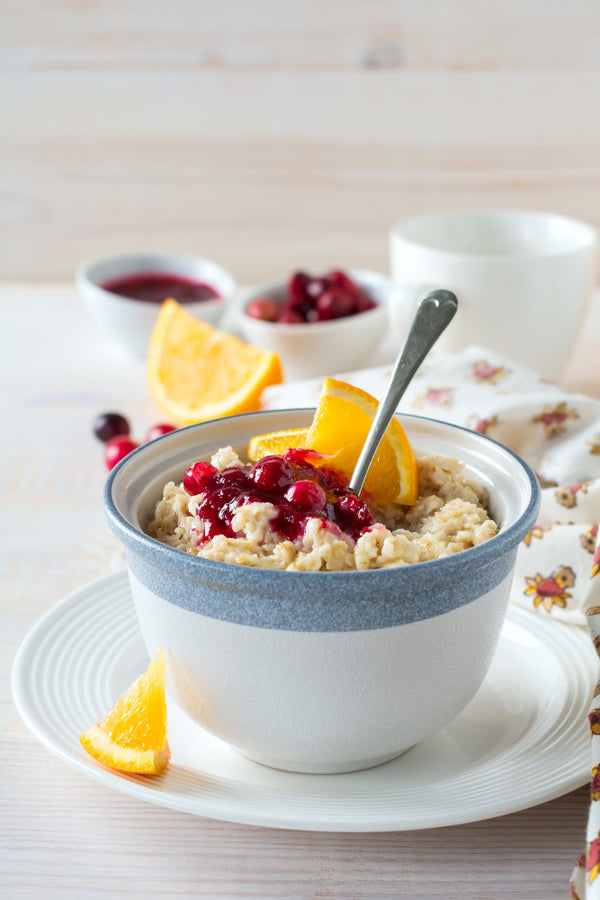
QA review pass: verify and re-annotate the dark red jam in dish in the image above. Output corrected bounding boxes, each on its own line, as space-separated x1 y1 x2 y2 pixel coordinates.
101 272 220 304
245 268 377 324
183 449 376 545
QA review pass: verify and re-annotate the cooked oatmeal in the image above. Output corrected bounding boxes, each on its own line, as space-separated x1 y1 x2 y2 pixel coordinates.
146 446 498 571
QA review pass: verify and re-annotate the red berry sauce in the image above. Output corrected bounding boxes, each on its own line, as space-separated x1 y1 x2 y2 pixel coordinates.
101 272 219 304
182 450 376 546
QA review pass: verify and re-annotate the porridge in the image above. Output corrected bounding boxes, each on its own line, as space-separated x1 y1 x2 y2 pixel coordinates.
146 445 498 571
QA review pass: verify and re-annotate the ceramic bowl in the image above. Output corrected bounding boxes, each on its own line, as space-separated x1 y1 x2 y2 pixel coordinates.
76 252 237 359
104 409 540 774
237 269 390 380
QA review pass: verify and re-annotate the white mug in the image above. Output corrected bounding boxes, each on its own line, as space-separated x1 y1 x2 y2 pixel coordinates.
389 209 598 379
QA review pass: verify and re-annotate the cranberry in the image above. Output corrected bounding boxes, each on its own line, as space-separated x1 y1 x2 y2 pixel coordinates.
314 466 345 490
305 277 327 300
183 461 217 495
272 502 311 542
285 447 322 464
246 271 383 326
237 491 265 506
245 297 280 322
93 412 130 443
252 456 295 491
212 467 253 490
196 489 238 530
283 448 317 479
333 492 376 539
316 288 356 321
145 423 176 442
104 436 139 470
288 272 310 305
277 308 305 324
284 480 327 511
327 269 360 297
355 293 376 313
335 493 363 516
195 497 213 519
201 512 234 541
211 485 246 509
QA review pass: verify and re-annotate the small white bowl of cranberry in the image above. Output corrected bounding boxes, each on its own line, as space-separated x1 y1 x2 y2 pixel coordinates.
238 268 390 380
77 252 237 359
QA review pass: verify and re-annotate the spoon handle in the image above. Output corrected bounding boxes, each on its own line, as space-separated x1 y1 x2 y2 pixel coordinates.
348 290 458 496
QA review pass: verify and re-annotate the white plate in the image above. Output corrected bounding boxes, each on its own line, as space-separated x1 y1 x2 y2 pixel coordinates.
12 570 597 832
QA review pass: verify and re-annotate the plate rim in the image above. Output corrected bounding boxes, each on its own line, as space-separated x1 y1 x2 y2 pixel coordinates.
11 569 597 833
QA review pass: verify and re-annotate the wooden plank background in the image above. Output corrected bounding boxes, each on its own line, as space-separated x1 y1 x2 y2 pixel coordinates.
2 0 600 284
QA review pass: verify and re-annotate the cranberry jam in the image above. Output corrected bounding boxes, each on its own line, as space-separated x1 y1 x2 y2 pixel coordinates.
101 272 219 304
182 449 375 546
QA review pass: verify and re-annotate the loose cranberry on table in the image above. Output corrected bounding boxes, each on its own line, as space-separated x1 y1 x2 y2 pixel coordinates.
94 412 177 470
104 436 139 471
93 412 131 443
145 423 176 442
244 269 377 324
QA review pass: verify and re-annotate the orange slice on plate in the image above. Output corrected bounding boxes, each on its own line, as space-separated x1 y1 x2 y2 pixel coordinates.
147 299 283 426
247 427 308 461
79 648 170 775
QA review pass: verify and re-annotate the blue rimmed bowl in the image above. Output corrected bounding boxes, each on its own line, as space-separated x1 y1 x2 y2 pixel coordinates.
104 409 540 774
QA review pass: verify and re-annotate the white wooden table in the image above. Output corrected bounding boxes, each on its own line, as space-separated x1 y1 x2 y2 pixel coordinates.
2 283 599 899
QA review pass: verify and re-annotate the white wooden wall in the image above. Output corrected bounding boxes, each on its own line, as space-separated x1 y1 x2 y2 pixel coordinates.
3 0 600 283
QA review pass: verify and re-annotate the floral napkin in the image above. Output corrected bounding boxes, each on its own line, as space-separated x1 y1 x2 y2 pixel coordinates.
261 345 600 897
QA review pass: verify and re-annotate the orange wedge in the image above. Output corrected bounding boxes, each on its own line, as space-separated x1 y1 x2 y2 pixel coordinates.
80 648 170 775
147 299 283 426
304 378 418 507
247 427 308 461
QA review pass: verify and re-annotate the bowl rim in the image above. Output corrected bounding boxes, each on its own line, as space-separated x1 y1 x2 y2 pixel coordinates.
389 208 599 260
103 410 541 587
75 252 236 305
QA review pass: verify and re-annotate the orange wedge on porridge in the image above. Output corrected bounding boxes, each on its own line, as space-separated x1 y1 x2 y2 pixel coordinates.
79 648 170 775
249 378 418 508
247 427 308 461
147 299 283 426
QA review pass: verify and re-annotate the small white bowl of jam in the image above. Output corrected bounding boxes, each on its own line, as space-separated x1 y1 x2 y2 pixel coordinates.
76 253 237 358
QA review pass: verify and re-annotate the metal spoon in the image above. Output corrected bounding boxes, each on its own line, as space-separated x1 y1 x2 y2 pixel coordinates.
349 290 458 496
